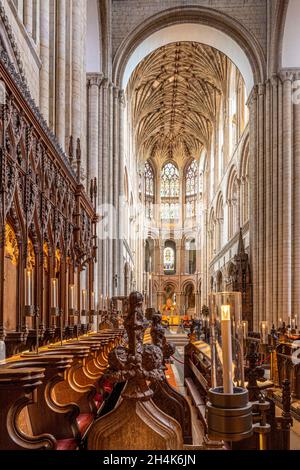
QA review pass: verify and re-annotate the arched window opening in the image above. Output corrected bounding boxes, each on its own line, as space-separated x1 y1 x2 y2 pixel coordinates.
216 194 224 251
209 211 216 260
228 173 239 239
144 160 154 219
184 283 195 311
229 67 237 156
163 240 176 274
216 271 223 292
218 102 224 181
160 162 179 220
185 160 198 218
185 238 196 274
145 238 154 272
241 148 249 225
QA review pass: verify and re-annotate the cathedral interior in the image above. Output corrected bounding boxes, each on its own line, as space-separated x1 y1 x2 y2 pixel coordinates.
0 0 300 456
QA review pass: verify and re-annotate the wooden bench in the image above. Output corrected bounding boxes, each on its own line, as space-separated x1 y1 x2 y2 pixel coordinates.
185 377 207 432
0 368 58 450
3 355 84 449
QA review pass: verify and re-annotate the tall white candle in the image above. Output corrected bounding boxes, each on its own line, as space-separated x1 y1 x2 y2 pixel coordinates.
69 284 75 310
221 304 233 394
82 289 87 311
51 278 58 308
91 291 95 311
261 321 268 343
25 268 33 306
291 317 296 330
242 321 248 340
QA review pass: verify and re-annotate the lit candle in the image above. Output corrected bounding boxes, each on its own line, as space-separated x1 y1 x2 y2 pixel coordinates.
261 321 268 343
220 304 233 394
50 278 58 308
291 317 296 331
24 268 33 307
279 317 282 328
91 291 95 311
242 321 248 340
69 284 75 310
82 289 87 311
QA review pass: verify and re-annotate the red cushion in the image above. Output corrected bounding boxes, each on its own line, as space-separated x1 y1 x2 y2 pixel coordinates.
94 392 103 409
76 413 93 435
56 438 79 450
103 378 113 394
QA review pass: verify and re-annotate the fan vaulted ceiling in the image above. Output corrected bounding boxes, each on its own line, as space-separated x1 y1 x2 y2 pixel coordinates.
127 41 236 167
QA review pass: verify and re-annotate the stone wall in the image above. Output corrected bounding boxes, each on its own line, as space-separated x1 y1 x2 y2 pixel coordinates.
111 0 267 57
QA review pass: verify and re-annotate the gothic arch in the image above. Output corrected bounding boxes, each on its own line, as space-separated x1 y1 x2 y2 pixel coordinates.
113 6 265 92
181 278 196 292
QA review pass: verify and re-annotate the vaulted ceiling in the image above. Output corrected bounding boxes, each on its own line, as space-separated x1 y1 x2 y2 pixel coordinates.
127 42 233 168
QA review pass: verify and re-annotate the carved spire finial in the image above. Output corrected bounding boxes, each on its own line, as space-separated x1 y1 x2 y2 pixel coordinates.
68 135 73 164
237 228 245 254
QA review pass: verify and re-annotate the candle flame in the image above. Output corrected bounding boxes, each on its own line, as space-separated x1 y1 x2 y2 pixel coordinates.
221 304 230 321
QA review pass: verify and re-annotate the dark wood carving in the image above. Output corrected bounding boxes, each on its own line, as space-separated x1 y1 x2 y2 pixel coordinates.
0 368 57 449
0 48 97 357
87 291 183 450
150 311 193 444
232 229 253 330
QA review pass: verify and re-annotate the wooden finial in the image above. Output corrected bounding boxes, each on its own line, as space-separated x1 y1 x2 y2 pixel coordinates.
76 138 81 161
90 179 94 201
76 138 81 183
68 135 73 164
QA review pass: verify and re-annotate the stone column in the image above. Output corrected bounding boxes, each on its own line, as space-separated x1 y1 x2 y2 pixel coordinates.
55 0 66 147
100 78 112 297
247 86 258 327
23 0 33 36
80 0 87 175
72 0 83 142
271 76 279 323
264 79 272 325
257 83 265 322
281 74 293 322
108 82 114 296
292 74 300 320
87 74 101 301
39 0 50 122
112 86 119 297
118 90 126 295
87 75 101 183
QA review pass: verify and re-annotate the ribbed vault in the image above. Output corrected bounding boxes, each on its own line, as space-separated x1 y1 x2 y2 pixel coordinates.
127 41 236 166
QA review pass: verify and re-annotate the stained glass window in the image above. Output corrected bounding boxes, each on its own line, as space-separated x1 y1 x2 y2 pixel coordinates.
161 163 179 198
144 160 154 219
164 247 175 272
185 160 198 218
160 162 179 220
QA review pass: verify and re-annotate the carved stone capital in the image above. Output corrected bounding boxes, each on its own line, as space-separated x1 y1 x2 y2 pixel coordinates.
119 89 125 106
279 69 298 83
87 73 103 88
